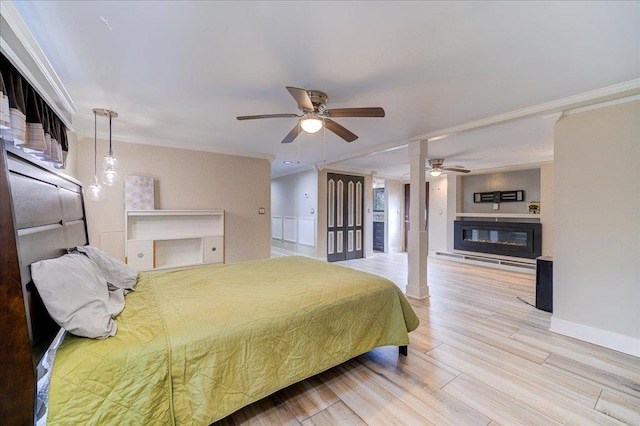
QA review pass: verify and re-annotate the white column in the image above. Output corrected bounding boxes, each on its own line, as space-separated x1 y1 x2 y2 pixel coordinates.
406 139 429 299
539 162 554 256
445 174 460 252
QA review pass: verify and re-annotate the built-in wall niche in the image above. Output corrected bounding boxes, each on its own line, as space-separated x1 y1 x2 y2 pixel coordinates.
454 220 541 259
373 187 385 212
462 169 540 214
125 210 224 271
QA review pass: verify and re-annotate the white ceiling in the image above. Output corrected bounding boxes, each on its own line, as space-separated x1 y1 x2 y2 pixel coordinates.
10 1 640 178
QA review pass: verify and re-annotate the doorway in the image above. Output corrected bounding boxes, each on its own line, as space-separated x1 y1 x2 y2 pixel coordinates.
403 182 429 252
327 173 364 262
373 180 386 253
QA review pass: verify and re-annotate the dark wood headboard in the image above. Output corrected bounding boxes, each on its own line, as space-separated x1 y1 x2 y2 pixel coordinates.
0 141 88 424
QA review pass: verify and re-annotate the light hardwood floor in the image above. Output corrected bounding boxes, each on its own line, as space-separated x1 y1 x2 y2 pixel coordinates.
214 253 640 425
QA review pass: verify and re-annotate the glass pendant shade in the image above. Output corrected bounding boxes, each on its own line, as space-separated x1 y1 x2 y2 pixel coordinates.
88 108 118 200
86 176 105 201
102 154 119 171
101 166 119 186
300 116 323 133
94 108 119 189
101 154 119 185
429 169 442 177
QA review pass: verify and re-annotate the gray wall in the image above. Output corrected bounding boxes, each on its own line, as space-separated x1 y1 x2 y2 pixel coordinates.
461 169 540 214
553 99 639 355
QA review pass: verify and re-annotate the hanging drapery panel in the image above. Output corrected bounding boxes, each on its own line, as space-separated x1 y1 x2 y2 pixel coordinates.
40 98 53 160
0 53 68 167
0 71 11 129
52 117 64 164
60 119 68 167
0 65 27 144
23 85 48 152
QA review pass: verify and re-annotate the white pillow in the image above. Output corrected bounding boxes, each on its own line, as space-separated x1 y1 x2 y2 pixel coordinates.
31 254 123 339
75 245 138 293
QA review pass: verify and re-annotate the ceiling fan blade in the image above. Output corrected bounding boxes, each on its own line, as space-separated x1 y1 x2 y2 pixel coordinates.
442 167 470 173
286 86 314 112
325 107 385 118
237 113 299 120
281 123 302 144
324 119 358 142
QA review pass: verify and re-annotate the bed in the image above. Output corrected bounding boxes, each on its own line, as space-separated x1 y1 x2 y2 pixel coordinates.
0 141 419 425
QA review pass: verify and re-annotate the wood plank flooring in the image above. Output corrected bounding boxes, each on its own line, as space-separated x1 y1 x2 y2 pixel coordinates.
214 253 640 425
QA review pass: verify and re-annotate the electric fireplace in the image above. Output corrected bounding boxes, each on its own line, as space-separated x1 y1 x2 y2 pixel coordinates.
454 220 541 259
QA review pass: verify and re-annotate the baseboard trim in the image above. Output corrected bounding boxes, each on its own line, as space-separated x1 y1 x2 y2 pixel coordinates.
270 247 298 256
550 317 640 357
430 250 536 274
270 246 327 261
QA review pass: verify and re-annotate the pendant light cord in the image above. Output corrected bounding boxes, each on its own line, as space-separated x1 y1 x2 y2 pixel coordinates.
108 115 113 156
297 121 301 164
94 112 98 176
323 122 327 164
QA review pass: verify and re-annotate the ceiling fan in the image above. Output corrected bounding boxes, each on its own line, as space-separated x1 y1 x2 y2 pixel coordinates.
236 86 385 144
427 159 470 176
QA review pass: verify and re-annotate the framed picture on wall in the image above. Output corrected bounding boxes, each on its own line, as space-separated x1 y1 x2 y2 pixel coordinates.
373 188 385 212
124 175 155 210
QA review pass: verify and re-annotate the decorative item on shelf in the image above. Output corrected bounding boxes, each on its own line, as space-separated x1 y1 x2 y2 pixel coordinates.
474 190 524 203
124 175 155 210
94 108 119 186
528 201 540 214
86 110 105 201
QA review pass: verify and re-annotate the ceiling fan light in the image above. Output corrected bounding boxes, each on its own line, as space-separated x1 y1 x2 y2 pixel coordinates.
300 117 323 134
429 169 442 177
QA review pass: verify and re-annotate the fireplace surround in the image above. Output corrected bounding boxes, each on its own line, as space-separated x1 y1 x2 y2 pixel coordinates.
454 220 541 259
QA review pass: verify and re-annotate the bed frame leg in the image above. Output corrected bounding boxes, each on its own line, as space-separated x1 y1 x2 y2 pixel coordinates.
399 345 408 356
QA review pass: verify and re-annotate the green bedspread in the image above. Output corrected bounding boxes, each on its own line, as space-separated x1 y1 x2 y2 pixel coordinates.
48 256 419 425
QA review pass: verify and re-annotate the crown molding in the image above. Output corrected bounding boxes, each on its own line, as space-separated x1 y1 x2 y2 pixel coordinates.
562 93 640 116
327 79 640 169
320 165 375 177
78 132 276 163
0 1 78 128
413 79 640 142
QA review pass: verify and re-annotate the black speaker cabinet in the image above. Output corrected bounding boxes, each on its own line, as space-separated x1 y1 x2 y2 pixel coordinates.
535 256 553 313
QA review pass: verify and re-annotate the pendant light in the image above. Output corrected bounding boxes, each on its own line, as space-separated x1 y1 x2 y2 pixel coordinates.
86 110 105 201
98 109 119 186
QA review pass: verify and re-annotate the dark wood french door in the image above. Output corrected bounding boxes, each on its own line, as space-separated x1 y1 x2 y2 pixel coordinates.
403 182 429 252
327 173 364 262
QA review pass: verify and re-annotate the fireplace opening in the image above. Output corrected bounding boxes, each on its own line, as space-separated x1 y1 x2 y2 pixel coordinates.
463 229 528 247
454 220 541 259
